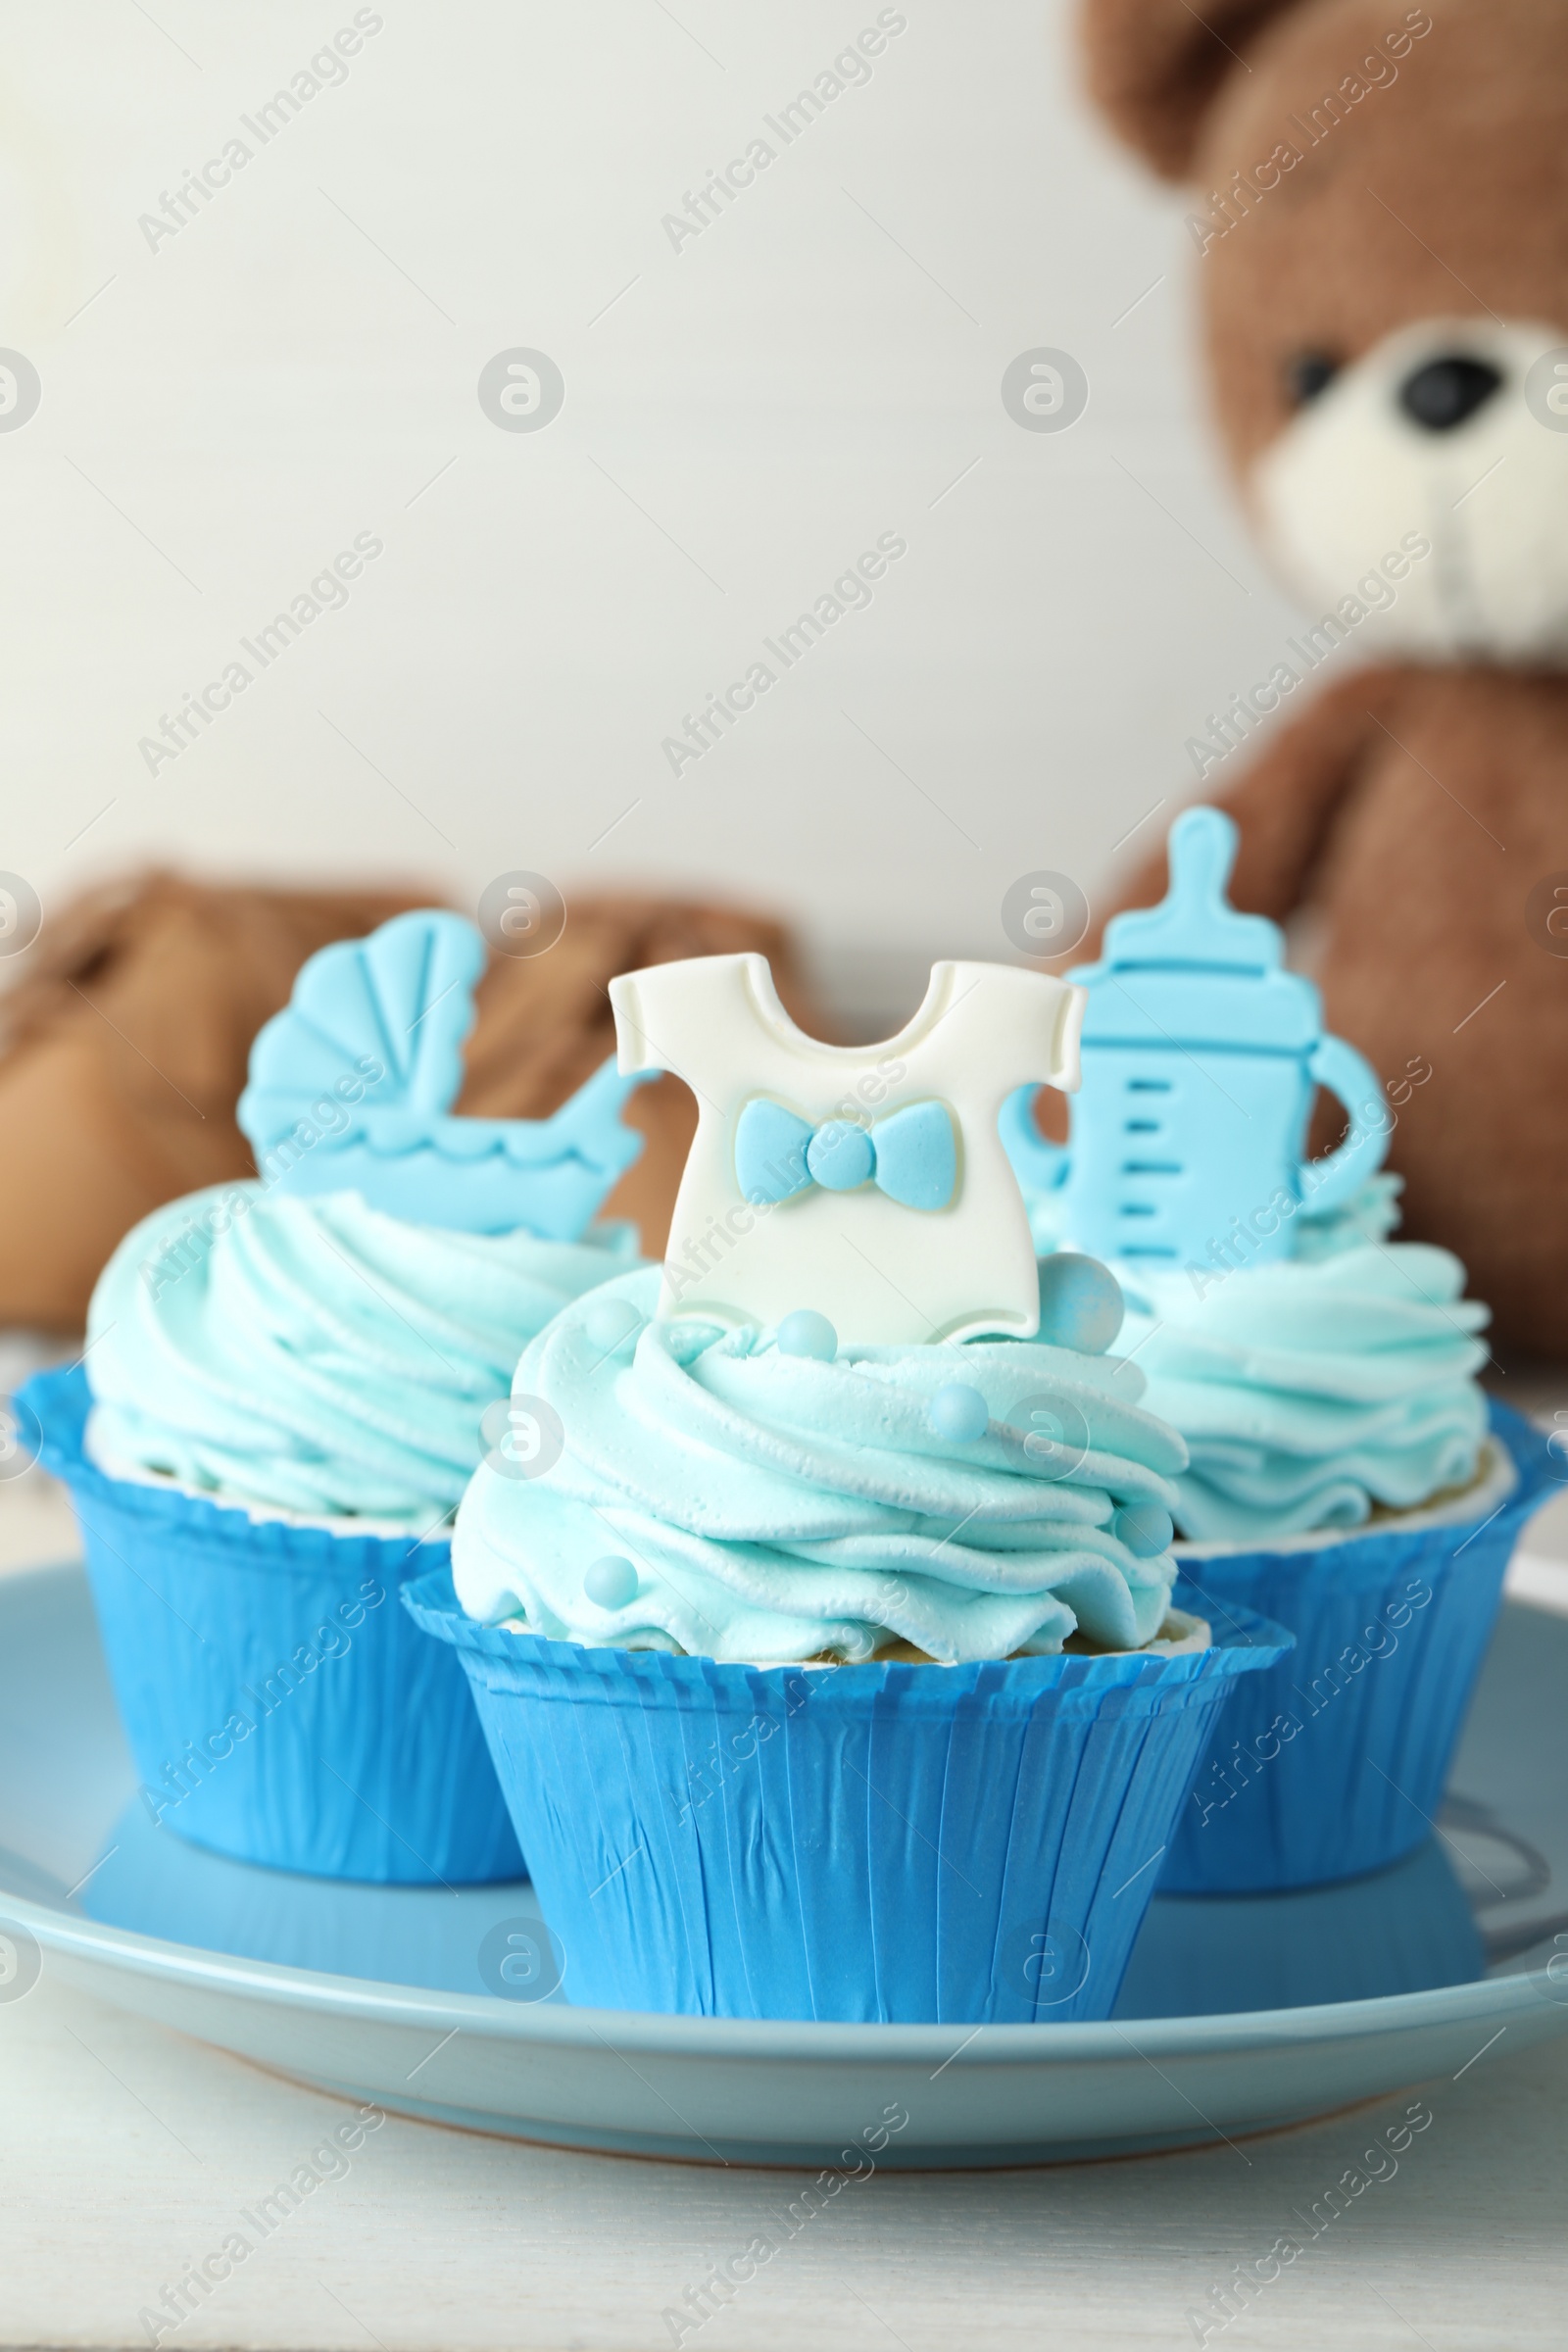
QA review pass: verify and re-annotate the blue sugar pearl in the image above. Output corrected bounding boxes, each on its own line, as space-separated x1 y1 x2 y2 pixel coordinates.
584 1554 638 1608
583 1297 644 1353
1036 1253 1125 1355
1112 1500 1174 1559
930 1383 989 1443
777 1309 838 1362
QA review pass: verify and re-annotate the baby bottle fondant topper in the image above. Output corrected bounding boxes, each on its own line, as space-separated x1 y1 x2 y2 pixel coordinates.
238 909 649 1237
1001 806 1387 1269
609 952 1084 1344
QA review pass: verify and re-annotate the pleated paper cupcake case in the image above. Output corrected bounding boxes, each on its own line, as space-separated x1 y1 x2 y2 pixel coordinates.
406 1569 1290 2023
1159 1396 1555 1894
20 1366 521 1886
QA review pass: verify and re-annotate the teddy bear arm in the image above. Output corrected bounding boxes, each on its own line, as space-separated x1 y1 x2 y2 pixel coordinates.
1208 663 1413 923
1091 663 1414 948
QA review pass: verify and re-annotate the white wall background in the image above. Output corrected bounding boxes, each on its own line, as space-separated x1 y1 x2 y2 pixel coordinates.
0 0 1313 1024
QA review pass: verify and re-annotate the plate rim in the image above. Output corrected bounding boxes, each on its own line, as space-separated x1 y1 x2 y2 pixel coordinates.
5 1881 1565 2065
5 1555 1567 2073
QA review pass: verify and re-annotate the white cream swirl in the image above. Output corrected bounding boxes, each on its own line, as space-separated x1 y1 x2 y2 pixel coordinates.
86 1182 641 1524
452 1268 1189 1663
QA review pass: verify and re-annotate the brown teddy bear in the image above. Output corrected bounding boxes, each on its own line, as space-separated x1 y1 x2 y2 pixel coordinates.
1075 0 1568 1356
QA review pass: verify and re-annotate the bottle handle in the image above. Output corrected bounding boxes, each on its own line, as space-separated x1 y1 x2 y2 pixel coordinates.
1298 1034 1389 1218
1000 1084 1069 1193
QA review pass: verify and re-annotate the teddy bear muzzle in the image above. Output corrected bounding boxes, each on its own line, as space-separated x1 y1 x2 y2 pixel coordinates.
1254 316 1568 663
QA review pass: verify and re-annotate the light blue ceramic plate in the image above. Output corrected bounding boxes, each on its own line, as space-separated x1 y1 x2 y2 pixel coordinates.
3 1560 1565 2170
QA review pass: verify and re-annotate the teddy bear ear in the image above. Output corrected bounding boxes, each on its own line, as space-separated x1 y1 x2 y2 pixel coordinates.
1077 0 1306 179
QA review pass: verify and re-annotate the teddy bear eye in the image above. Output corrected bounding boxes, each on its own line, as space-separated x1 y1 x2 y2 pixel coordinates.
1284 352 1341 406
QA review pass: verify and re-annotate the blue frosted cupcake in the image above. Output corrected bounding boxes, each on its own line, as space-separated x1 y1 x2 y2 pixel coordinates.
1108 1188 1549 1892
410 947 1290 2021
1004 808 1555 1892
23 910 649 1884
1104 1176 1494 1544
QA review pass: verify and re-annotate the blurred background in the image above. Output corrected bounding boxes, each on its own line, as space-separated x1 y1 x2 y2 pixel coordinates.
4 0 1568 1902
0 0 1318 1033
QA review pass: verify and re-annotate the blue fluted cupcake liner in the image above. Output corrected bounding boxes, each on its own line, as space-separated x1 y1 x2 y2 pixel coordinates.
1159 1398 1554 1896
21 1367 521 1886
405 1568 1291 2023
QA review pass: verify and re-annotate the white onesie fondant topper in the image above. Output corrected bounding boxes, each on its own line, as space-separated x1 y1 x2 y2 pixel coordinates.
609 954 1086 1345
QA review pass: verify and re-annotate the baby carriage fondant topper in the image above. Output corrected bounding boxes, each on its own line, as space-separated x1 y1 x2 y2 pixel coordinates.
238 909 649 1237
609 951 1084 1345
1001 806 1387 1270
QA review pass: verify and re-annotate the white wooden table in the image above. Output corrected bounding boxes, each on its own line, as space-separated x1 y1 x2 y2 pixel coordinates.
4 1441 1567 2352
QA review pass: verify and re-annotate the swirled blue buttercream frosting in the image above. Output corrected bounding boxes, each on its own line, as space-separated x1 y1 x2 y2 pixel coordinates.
451 1267 1190 1664
84 1182 642 1524
1026 1178 1490 1543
